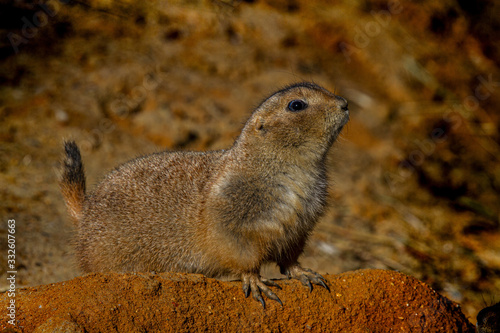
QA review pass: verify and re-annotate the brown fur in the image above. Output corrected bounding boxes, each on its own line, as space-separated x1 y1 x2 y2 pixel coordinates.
60 82 349 307
60 141 86 222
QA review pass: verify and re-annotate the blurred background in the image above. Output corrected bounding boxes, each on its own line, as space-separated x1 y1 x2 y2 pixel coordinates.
0 0 499 323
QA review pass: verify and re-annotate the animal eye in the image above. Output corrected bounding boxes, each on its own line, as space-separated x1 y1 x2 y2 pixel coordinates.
287 100 308 112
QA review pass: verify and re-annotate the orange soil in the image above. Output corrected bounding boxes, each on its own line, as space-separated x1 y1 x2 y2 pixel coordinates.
1 269 474 332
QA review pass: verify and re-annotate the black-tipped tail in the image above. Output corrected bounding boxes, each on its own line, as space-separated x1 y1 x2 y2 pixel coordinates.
60 141 86 223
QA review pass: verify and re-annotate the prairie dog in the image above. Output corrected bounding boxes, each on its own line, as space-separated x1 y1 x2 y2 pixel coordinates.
60 82 349 307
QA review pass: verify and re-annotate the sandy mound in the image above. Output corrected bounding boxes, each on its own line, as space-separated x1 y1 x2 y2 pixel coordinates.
2 0 500 323
1 269 473 332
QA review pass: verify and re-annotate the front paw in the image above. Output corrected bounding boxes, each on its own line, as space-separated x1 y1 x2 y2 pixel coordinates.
241 272 283 308
282 265 330 292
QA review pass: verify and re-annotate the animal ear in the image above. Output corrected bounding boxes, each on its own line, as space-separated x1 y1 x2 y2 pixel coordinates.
254 117 266 134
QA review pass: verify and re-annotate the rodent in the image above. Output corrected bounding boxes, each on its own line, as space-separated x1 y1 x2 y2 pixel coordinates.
60 82 349 307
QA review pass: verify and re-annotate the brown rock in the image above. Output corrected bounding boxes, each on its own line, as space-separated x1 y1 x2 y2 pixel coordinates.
0 269 474 332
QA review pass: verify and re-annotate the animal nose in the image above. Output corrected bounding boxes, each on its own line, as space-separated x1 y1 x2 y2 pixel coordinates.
336 96 348 111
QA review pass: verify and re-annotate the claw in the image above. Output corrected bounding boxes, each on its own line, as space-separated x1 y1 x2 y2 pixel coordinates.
253 292 266 309
301 278 313 292
261 286 283 306
284 265 331 293
262 278 282 290
242 275 251 298
318 279 330 292
271 296 283 307
241 273 283 308
243 283 250 298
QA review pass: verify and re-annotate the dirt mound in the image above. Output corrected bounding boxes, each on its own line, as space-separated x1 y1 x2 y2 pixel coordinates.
1 269 473 332
1 0 500 324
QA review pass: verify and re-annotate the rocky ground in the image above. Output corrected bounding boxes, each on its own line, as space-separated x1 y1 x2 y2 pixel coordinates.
0 0 499 328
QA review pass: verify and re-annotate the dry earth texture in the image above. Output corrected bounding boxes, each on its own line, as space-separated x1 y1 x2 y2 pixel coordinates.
0 0 499 329
0 270 475 332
